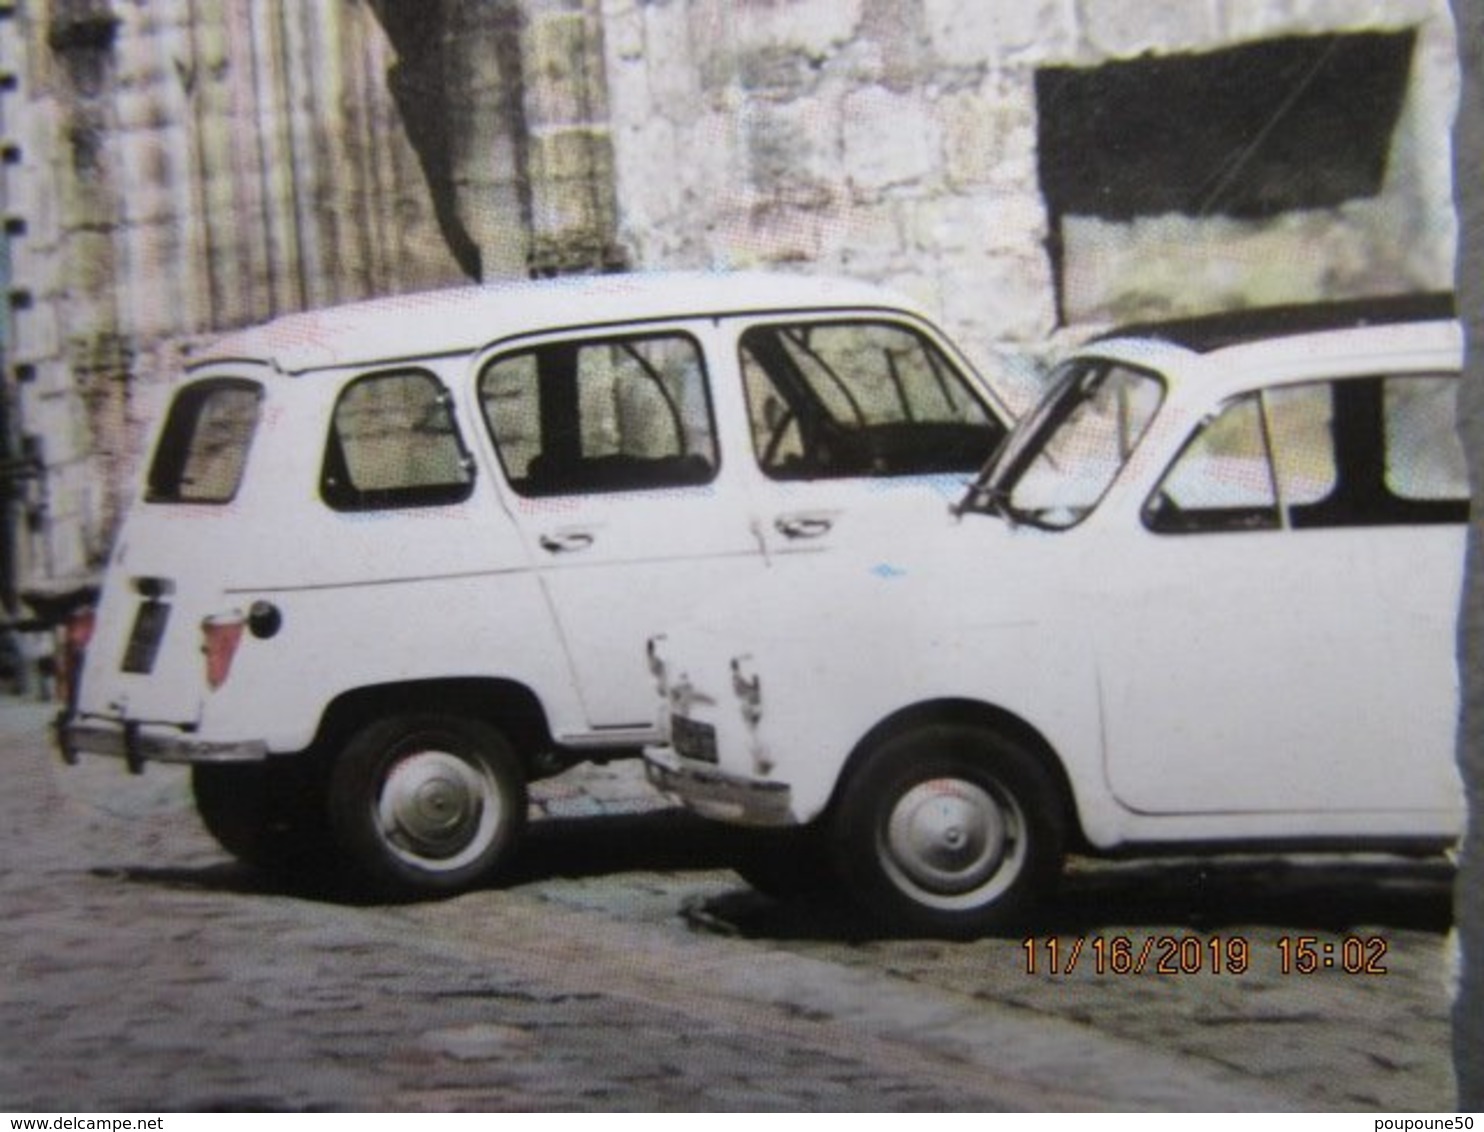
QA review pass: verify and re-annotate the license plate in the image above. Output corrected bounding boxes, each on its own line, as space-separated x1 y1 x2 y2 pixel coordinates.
121 601 171 674
671 714 718 764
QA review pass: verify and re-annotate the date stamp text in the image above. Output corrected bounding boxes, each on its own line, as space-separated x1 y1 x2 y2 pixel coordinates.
1021 934 1389 976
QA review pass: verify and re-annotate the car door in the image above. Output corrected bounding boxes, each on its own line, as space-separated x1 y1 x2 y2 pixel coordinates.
729 316 1010 558
476 322 760 733
1094 369 1466 817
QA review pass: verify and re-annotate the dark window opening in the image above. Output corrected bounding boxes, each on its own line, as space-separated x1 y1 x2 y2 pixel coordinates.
1035 31 1417 322
1037 32 1414 221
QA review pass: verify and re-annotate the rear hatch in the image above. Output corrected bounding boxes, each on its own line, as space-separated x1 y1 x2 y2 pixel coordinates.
75 373 269 729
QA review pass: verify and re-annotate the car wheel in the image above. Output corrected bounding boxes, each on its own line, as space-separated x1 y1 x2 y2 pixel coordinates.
832 724 1064 937
192 759 329 874
328 714 526 899
732 825 840 901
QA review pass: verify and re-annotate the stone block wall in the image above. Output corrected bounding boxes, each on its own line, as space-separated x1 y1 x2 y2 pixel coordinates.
600 0 1456 391
0 0 1463 596
2 1 467 591
602 0 1058 359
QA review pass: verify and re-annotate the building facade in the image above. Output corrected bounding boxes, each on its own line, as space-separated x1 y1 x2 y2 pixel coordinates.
0 0 1460 606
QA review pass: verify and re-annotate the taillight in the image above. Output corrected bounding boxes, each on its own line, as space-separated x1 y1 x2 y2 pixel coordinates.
65 605 96 653
60 605 96 706
201 613 246 690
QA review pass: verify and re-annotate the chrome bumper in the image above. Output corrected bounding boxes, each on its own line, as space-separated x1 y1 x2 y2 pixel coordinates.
644 744 793 826
59 717 269 773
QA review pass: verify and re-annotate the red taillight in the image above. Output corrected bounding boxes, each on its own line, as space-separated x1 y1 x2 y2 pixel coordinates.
59 605 97 705
65 605 96 652
201 614 245 691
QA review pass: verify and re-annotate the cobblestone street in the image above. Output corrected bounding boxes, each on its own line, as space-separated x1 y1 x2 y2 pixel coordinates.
0 699 1455 1111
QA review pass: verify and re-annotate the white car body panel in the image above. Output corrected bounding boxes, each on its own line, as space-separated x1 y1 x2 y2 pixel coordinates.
646 308 1467 856
67 272 1011 774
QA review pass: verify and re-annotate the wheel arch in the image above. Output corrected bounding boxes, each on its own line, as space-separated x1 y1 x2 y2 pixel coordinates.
831 698 1088 851
312 677 554 776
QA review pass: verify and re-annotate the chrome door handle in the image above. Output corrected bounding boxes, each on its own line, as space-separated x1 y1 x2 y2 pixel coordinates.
775 515 833 539
539 531 595 553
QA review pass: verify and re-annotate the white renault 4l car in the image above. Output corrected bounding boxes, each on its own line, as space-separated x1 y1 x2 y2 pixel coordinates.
644 293 1467 936
58 272 1011 897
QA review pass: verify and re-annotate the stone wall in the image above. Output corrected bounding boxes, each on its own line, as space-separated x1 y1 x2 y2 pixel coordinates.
0 0 1463 595
601 0 1058 362
4 1 466 592
599 0 1456 384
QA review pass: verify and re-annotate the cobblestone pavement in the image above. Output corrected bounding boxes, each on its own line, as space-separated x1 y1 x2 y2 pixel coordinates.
0 700 1454 1111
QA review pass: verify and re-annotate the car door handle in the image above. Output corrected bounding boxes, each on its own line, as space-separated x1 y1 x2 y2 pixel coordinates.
539 531 595 553
775 514 833 539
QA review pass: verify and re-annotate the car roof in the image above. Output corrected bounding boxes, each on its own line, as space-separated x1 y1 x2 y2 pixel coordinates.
1077 292 1461 398
1093 292 1455 354
187 271 928 376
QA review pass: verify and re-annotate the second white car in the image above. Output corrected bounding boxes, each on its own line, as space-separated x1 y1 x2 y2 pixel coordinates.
645 294 1467 935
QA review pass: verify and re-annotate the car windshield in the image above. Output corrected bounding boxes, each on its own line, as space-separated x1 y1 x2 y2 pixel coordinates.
961 358 1165 530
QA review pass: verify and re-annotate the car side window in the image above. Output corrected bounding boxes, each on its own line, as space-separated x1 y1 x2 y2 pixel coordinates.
147 378 263 504
739 320 1002 480
1264 383 1339 509
1145 393 1280 534
1279 375 1466 528
480 332 717 497
1383 375 1468 506
321 369 474 511
1147 373 1467 534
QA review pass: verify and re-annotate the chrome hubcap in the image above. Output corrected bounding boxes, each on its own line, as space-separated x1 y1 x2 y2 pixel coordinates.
378 749 497 867
882 777 1023 909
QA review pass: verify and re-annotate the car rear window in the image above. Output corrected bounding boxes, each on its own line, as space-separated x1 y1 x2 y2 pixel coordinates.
146 379 263 504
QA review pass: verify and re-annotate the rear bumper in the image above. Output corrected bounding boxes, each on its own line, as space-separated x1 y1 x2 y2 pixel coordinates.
57 715 268 773
644 744 793 826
